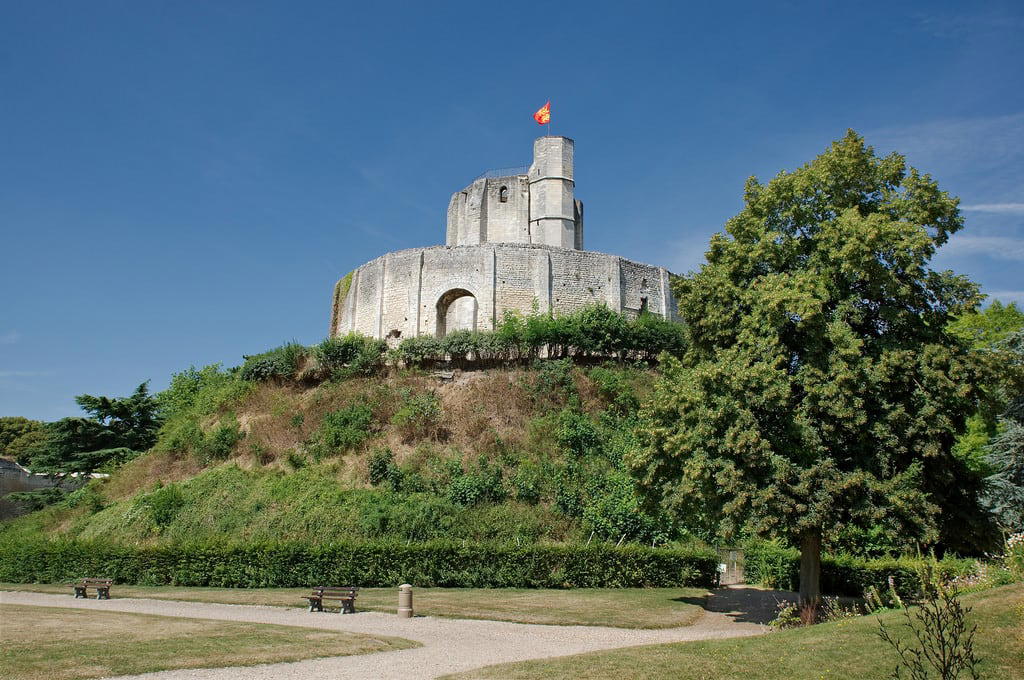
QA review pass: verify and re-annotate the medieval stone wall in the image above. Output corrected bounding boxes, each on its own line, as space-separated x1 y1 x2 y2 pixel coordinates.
332 243 678 341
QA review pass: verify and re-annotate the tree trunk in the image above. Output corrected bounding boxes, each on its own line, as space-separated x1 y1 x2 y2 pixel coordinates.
799 529 822 606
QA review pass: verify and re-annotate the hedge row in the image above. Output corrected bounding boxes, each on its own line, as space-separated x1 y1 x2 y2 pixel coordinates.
0 539 718 589
394 305 686 367
241 305 687 385
742 542 977 597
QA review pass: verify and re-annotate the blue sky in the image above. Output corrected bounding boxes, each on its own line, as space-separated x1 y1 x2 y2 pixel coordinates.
1 1 1022 421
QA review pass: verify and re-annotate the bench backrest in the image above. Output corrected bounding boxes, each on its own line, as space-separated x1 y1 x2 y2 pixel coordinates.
311 586 358 596
80 578 113 585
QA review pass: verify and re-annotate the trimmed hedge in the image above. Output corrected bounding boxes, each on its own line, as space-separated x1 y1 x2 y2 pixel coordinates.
742 541 977 597
0 539 718 589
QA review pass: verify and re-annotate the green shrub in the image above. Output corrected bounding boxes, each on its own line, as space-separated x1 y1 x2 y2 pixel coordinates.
567 305 628 356
528 359 577 405
628 311 687 360
395 336 444 365
240 343 307 382
511 461 547 504
440 330 479 362
309 405 374 458
141 484 186 529
197 415 243 464
587 365 641 414
314 334 386 379
555 409 601 457
3 488 67 512
554 462 587 518
158 364 248 423
446 456 505 506
64 484 105 513
581 471 669 545
285 449 307 469
391 390 443 442
0 538 719 588
367 447 397 486
742 540 799 589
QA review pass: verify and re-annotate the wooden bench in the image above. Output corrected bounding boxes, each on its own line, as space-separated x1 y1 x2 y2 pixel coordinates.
305 586 358 613
68 578 113 599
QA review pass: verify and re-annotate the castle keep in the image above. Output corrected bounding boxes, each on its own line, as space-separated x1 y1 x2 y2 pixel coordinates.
330 136 679 341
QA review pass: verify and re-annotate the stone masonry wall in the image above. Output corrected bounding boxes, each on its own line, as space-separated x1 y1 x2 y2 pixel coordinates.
334 243 677 341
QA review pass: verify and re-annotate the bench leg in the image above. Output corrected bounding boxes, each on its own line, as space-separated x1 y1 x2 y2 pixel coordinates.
97 588 110 600
342 600 355 614
309 599 323 613
74 587 86 599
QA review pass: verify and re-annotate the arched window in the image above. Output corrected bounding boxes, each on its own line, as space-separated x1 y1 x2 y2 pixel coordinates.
499 186 508 203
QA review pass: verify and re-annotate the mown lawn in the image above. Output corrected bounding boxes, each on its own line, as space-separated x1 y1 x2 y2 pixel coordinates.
0 583 709 628
0 603 417 680
444 584 1024 680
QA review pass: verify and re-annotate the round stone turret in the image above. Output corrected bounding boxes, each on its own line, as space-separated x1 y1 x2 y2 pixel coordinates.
528 136 580 249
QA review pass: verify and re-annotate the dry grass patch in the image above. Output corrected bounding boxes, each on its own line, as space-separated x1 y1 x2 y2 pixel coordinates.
0 603 417 680
439 370 535 453
100 449 202 501
3 585 710 629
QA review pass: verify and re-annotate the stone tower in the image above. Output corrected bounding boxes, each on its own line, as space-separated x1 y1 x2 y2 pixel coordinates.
528 136 583 249
445 136 583 249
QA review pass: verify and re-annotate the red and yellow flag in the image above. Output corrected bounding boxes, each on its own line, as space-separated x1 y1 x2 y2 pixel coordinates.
533 101 551 125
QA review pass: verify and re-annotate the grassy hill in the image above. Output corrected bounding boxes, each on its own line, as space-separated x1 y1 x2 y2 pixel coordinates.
2 360 673 547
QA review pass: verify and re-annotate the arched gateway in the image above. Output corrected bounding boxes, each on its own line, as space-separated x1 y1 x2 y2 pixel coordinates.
436 288 477 337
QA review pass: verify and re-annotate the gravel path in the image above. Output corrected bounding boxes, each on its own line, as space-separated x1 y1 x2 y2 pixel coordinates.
1 588 774 679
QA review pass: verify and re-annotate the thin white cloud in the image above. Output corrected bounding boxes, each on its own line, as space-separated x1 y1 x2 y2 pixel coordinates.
868 113 1024 201
961 203 1024 214
986 291 1024 306
0 331 20 344
941 235 1024 261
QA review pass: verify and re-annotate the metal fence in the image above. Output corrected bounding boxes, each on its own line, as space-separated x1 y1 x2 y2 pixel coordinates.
717 548 745 585
472 165 530 181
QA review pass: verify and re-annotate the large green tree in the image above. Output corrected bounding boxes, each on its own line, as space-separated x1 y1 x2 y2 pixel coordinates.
74 381 161 452
630 131 994 603
24 382 161 474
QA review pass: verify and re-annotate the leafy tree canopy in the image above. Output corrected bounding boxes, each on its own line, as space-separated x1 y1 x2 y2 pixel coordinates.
0 416 42 452
630 131 998 602
948 300 1024 350
75 382 161 452
0 417 45 463
22 382 162 474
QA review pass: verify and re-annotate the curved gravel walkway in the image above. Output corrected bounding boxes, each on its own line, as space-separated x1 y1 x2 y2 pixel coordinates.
1 588 773 679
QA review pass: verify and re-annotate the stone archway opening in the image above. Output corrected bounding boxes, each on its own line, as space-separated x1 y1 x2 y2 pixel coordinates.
436 288 477 338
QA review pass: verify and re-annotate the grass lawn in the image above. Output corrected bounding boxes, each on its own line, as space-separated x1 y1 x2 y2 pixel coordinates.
0 603 417 680
0 584 709 628
443 584 1024 680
